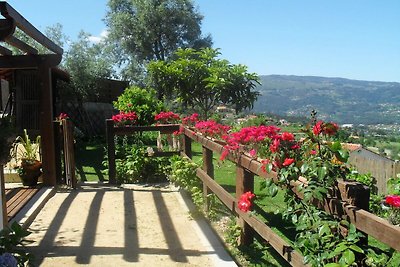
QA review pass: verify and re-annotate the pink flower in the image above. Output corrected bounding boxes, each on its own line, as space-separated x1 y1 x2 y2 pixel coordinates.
249 149 257 158
386 195 400 208
220 149 229 161
310 150 317 155
323 122 339 136
282 158 295 167
270 138 280 153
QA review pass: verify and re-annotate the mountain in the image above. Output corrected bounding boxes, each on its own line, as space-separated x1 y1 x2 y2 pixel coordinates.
252 75 400 124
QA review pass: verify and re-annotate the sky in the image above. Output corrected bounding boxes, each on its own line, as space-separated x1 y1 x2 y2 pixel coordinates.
4 0 400 82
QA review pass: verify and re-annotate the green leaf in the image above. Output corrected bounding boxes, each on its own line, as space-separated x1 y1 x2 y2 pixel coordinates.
341 249 355 265
330 141 342 151
292 214 298 224
300 163 308 174
337 149 349 162
324 263 341 267
268 183 278 197
319 224 331 236
333 243 348 254
317 166 327 179
349 244 363 254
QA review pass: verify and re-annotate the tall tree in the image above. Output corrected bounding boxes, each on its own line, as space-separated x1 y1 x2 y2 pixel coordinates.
64 31 115 100
105 0 212 82
147 48 260 119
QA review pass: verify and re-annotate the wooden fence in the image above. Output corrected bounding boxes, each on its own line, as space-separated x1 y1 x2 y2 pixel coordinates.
106 123 400 266
54 119 76 188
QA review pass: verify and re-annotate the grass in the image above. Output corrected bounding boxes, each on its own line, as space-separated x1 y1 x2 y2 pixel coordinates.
75 139 108 182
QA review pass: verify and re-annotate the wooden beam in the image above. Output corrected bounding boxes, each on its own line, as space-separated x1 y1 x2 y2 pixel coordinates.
0 54 61 69
0 18 15 40
0 44 12 55
106 119 116 184
113 124 180 135
0 2 63 55
5 35 38 54
38 66 56 185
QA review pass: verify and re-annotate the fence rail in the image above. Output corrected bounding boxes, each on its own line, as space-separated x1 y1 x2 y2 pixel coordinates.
105 123 400 266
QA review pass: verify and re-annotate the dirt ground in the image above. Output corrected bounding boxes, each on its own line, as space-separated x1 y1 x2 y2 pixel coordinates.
26 183 236 266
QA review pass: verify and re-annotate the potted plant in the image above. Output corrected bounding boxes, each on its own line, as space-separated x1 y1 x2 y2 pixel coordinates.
11 129 41 186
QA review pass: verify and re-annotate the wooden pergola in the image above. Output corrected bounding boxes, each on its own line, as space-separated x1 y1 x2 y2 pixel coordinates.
0 1 63 186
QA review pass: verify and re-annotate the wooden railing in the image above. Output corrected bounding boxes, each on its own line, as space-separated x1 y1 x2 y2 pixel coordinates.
106 123 400 266
105 120 180 184
54 119 76 188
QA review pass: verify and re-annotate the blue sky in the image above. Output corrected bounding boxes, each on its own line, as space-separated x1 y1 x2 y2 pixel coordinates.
5 0 400 82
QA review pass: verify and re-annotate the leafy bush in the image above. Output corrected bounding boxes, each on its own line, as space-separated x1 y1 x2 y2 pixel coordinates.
0 222 33 266
168 156 203 207
113 86 164 126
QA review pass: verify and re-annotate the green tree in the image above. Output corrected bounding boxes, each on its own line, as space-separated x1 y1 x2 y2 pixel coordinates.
105 0 212 82
147 48 260 119
64 31 115 100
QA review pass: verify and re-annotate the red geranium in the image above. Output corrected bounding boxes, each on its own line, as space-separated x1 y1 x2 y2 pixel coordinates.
386 195 400 208
155 111 180 124
238 191 256 212
282 158 295 167
112 111 138 126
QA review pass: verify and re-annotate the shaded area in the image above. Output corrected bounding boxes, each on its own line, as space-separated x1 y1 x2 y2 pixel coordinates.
5 185 41 221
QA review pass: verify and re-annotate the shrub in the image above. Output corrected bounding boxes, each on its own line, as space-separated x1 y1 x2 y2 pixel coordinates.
113 86 164 126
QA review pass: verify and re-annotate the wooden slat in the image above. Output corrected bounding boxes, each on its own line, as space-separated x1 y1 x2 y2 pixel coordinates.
239 210 308 267
196 164 308 266
0 54 62 69
0 2 63 54
113 123 180 135
5 35 38 54
0 44 12 55
6 187 39 220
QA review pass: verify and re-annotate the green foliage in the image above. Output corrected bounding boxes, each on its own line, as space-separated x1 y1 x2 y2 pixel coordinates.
113 86 164 125
64 31 115 101
11 129 41 163
0 222 34 266
0 116 15 165
112 134 169 184
105 0 212 82
168 156 203 207
387 175 400 195
147 47 260 119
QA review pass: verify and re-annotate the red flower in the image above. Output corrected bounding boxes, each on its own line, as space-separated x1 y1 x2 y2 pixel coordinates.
282 158 295 167
281 132 294 141
238 191 256 212
323 122 339 136
386 195 400 208
238 200 251 212
155 111 180 124
58 113 69 120
313 121 323 135
270 138 280 153
112 111 138 125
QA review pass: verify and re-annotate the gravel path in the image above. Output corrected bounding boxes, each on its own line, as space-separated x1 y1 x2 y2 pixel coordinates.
26 183 236 266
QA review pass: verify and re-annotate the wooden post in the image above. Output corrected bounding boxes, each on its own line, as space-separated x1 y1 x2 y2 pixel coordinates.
106 119 116 184
236 165 255 246
337 179 370 261
0 166 7 229
53 121 63 184
62 120 76 188
38 65 57 185
183 134 192 159
202 146 214 212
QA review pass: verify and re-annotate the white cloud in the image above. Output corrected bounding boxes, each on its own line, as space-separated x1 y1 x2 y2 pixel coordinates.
89 30 109 44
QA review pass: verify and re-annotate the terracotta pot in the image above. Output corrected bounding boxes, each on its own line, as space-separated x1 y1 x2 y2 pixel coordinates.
19 159 42 186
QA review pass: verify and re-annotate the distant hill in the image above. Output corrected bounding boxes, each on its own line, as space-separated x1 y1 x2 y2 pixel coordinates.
252 75 400 124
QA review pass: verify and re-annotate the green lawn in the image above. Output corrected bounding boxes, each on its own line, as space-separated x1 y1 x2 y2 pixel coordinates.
75 139 108 182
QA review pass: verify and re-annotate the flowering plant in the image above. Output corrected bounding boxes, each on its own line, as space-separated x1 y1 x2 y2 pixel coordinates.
57 112 69 121
112 111 138 126
385 195 400 225
181 113 199 127
154 111 180 124
194 120 231 138
237 191 255 212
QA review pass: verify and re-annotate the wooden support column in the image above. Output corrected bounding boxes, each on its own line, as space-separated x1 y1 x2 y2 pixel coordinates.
53 121 63 184
236 165 255 246
202 146 214 212
0 166 7 229
106 119 116 184
183 134 192 159
38 64 56 185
